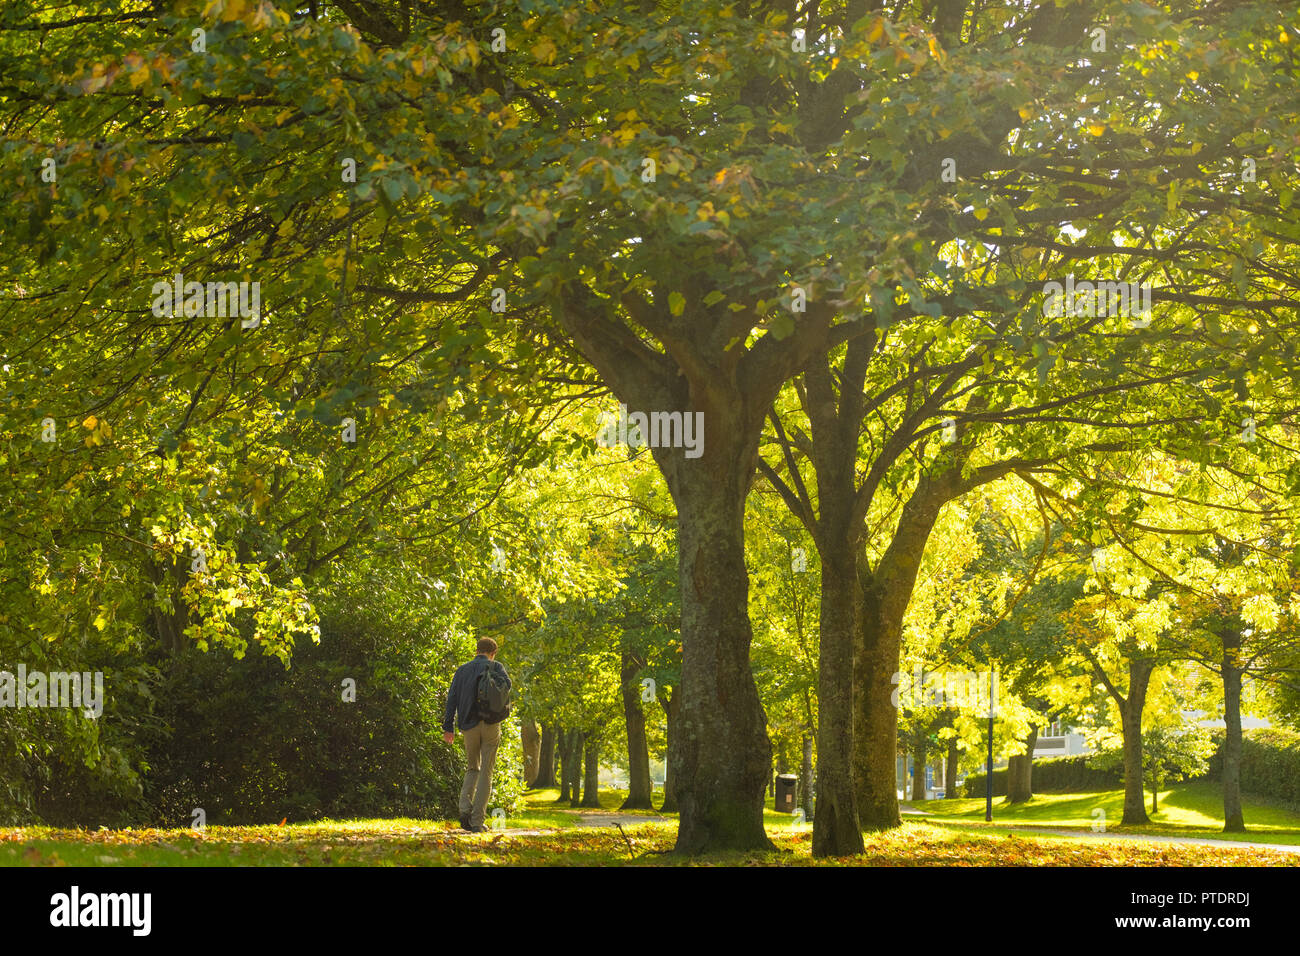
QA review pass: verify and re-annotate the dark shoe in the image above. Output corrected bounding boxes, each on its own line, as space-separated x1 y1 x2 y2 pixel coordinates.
458 815 470 831
467 824 488 833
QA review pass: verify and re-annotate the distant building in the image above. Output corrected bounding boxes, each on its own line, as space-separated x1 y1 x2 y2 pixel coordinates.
1032 733 1089 758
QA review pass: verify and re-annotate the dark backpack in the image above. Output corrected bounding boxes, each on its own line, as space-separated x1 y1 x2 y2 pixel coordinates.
475 659 511 723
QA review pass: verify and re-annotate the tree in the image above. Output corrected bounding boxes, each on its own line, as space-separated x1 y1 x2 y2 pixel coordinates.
747 0 1300 852
5 0 1300 856
1093 722 1215 816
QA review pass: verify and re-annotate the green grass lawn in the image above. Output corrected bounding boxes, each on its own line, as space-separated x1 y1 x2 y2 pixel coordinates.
4 782 1296 866
913 781 1300 846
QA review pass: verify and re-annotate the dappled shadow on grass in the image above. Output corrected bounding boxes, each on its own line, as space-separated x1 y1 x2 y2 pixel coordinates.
919 782 1300 844
917 791 1121 827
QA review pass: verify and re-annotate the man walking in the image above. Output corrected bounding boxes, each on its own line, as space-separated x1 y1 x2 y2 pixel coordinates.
443 637 512 832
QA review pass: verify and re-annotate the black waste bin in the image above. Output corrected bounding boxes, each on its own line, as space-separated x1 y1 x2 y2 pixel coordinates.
774 774 798 813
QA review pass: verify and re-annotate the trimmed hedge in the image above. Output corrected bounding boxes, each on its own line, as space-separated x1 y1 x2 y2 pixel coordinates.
963 767 1007 798
1209 728 1300 807
964 754 1120 798
963 727 1300 805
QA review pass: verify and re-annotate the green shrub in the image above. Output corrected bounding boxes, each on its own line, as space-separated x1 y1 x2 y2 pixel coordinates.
965 754 1123 798
1235 728 1300 806
963 727 1300 805
143 604 466 825
963 767 1007 798
0 643 151 827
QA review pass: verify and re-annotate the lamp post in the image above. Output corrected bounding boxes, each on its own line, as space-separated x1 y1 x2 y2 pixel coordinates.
985 670 998 822
985 712 993 822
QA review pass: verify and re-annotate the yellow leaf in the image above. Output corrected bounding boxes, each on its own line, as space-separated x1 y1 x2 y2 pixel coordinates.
530 37 557 64
128 64 150 88
82 415 98 430
1087 123 1106 136
1018 106 1033 121
867 18 884 43
973 208 989 221
250 1 273 29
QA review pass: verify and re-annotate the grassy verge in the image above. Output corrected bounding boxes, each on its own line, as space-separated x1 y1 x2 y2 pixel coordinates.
913 781 1300 846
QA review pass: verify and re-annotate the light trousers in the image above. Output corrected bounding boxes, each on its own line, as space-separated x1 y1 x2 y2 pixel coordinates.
459 720 502 827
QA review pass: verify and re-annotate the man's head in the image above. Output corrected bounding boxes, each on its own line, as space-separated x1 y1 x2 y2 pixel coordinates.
476 636 499 660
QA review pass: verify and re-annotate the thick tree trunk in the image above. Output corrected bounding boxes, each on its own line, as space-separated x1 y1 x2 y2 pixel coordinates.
531 723 557 789
800 732 815 821
581 736 601 808
852 482 949 831
620 647 654 810
855 594 904 829
800 372 867 856
910 730 927 801
556 729 572 802
569 732 586 807
521 718 541 787
662 441 775 853
1119 659 1155 825
812 535 864 855
1221 632 1246 832
558 293 812 853
1006 729 1038 804
945 736 960 799
659 689 679 813
559 729 583 805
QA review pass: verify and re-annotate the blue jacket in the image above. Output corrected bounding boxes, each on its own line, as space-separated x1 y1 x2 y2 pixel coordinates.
443 655 511 733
